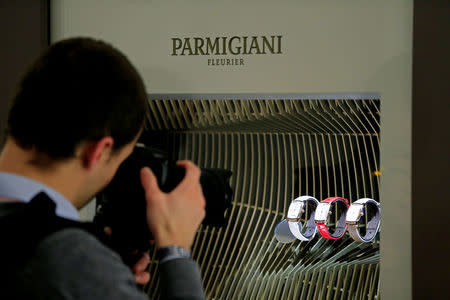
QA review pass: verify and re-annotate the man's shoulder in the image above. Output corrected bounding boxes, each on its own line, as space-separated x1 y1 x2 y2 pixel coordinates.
20 228 148 299
35 227 128 277
37 227 119 260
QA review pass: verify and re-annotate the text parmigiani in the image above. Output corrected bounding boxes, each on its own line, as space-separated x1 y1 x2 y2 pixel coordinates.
171 35 283 56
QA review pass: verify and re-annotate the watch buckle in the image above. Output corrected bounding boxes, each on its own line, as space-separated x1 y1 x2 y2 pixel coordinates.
314 218 327 224
287 217 301 222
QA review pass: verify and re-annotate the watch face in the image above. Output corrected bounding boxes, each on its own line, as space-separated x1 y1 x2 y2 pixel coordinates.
315 203 331 221
346 204 363 222
287 201 303 219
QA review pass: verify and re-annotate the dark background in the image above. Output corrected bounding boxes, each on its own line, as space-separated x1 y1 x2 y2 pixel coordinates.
0 0 49 142
412 1 450 299
0 0 448 298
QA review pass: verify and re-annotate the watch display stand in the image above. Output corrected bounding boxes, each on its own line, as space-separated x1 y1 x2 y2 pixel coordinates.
140 93 381 300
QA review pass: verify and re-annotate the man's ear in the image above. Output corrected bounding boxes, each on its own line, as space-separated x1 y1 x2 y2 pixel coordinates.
81 137 114 170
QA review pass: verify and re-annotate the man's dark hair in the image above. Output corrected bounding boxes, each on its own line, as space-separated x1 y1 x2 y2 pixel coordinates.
6 37 147 160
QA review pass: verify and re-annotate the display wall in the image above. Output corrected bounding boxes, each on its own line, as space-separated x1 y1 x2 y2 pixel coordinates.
51 1 413 299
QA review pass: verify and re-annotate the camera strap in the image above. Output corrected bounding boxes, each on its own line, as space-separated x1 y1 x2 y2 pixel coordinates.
0 192 110 264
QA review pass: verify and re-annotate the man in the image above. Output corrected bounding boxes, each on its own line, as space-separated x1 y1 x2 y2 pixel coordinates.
0 37 206 299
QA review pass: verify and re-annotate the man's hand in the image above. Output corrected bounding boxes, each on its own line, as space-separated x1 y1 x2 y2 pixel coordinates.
140 160 206 251
103 227 151 285
132 252 151 285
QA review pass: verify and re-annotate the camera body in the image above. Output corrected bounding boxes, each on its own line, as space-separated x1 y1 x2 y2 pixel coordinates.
94 144 233 265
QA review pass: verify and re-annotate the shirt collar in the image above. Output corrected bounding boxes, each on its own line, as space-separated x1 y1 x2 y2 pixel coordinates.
0 171 79 221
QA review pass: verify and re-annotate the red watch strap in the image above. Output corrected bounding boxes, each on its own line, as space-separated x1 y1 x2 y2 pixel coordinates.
322 196 349 205
316 222 336 239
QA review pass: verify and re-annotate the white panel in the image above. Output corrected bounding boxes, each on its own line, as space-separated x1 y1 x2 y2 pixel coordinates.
51 1 413 299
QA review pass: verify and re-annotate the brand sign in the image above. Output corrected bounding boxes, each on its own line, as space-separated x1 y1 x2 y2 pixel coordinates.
171 35 283 66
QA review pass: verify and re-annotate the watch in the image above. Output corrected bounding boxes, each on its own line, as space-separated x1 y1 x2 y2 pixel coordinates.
156 245 191 264
346 198 381 242
286 196 320 241
314 197 349 240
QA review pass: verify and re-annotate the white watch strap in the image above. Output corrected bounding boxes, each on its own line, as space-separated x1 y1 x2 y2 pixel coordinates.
288 220 306 241
274 219 296 243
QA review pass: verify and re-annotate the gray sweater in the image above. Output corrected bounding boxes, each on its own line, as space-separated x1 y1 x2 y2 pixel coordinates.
4 228 205 300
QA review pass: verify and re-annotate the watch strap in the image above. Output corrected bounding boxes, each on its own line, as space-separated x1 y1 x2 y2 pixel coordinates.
347 198 380 242
274 219 297 243
156 245 191 264
315 197 349 240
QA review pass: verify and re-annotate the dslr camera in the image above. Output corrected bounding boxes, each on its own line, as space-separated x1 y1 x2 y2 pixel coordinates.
94 144 233 265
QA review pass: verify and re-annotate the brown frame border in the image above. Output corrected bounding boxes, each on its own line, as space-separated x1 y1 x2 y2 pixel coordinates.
412 1 450 299
0 0 49 143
